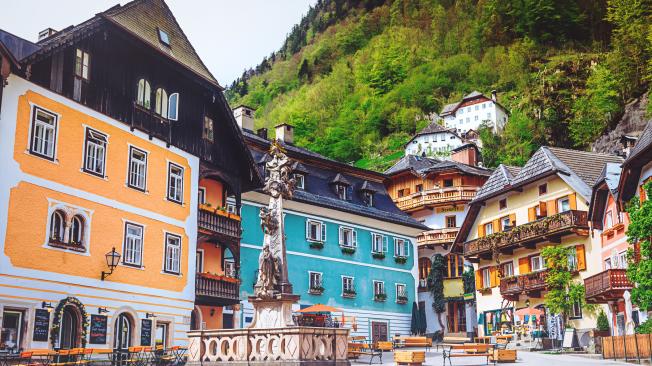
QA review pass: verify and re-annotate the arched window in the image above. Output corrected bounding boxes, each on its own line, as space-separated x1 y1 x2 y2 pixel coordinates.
70 215 84 245
136 79 151 108
50 210 65 242
155 88 168 118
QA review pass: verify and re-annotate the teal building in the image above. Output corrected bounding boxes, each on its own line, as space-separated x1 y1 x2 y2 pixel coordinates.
233 107 427 341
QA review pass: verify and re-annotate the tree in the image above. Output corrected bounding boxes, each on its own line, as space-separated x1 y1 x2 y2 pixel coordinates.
427 254 446 330
597 310 610 332
626 182 652 309
298 59 312 81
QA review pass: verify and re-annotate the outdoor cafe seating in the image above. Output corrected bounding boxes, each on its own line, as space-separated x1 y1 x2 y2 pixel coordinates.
0 346 187 366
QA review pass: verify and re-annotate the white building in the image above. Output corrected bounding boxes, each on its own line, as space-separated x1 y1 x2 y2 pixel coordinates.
441 91 508 134
404 121 466 158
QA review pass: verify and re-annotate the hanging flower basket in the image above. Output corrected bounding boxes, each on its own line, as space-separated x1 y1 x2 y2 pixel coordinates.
309 241 324 249
374 293 387 302
394 256 408 264
309 286 324 295
372 252 385 260
341 246 356 255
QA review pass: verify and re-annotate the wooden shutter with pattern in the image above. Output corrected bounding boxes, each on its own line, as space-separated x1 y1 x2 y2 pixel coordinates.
518 257 530 275
576 244 586 271
569 193 577 210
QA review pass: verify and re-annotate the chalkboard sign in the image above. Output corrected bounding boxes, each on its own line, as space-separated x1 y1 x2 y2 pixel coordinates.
32 309 50 342
89 315 108 344
140 319 152 346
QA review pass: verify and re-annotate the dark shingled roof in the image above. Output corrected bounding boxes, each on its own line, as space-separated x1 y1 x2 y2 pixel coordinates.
384 154 492 178
0 29 40 62
404 121 460 146
475 165 517 201
384 155 440 175
243 131 427 230
624 120 652 167
330 173 351 186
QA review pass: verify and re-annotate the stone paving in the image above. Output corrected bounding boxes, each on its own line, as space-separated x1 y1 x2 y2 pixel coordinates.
349 349 635 366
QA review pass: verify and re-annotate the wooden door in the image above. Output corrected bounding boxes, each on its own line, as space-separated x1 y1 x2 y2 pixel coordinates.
371 321 388 343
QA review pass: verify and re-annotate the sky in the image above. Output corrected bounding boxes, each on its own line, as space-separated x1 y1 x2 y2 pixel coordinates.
0 0 315 85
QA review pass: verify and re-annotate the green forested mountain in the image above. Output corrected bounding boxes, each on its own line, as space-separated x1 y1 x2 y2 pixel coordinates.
227 0 652 171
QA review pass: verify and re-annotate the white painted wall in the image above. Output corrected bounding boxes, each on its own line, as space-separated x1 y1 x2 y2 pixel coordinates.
443 100 507 134
404 131 464 157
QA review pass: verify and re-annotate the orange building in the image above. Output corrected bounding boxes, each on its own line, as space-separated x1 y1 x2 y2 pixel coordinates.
0 0 259 352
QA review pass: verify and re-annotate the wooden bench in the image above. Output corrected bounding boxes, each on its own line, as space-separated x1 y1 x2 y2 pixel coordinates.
401 337 432 351
443 344 495 366
394 350 425 366
347 342 383 364
489 349 517 363
435 336 469 351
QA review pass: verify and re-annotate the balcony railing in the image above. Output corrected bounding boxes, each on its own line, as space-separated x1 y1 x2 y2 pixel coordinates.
417 228 459 247
585 269 633 304
499 270 548 299
393 186 479 212
131 102 171 143
464 210 589 257
198 208 241 241
195 272 240 306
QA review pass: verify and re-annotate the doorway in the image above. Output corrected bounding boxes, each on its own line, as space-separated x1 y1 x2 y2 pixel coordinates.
113 313 132 351
371 321 388 344
60 306 80 349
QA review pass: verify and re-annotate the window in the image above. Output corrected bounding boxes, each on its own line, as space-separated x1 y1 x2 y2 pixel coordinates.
167 163 184 204
155 323 168 347
226 203 238 215
30 107 58 160
502 262 514 277
196 250 204 273
49 210 65 242
394 238 408 257
123 223 144 267
474 115 479 121
446 215 457 228
372 233 386 253
481 268 491 288
396 283 407 301
136 79 151 108
158 28 171 47
74 48 90 80
415 184 423 192
363 191 374 207
203 116 214 142
570 301 582 319
224 259 236 277
605 258 612 269
482 103 486 109
373 281 385 296
605 210 614 229
164 233 181 274
306 219 325 242
336 184 347 200
475 105 479 111
617 251 628 269
538 184 547 195
339 226 356 247
1 310 22 352
128 147 148 191
446 254 464 278
342 276 355 295
501 216 511 231
155 88 169 118
531 255 545 271
83 128 107 176
558 197 570 213
484 222 494 235
294 174 305 189
443 179 453 188
499 199 507 210
567 249 578 271
309 272 322 290
198 187 206 205
69 215 84 245
419 257 431 283
168 93 179 121
397 188 409 198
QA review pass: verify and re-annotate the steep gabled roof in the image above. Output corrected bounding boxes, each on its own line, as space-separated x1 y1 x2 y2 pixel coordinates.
0 29 40 63
440 102 460 116
618 120 652 206
475 164 519 201
589 163 622 228
624 120 652 167
384 155 440 176
422 160 493 177
404 120 461 146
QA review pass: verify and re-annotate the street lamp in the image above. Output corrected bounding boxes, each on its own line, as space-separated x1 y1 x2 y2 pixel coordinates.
101 247 121 281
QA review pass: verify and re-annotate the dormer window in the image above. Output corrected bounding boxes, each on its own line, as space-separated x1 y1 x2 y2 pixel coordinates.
336 184 347 200
294 174 305 189
158 28 170 47
363 191 374 207
330 173 351 200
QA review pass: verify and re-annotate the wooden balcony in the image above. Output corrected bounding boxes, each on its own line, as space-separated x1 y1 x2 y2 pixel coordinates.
198 208 241 242
499 270 548 300
464 210 589 259
195 272 240 306
585 269 633 304
393 186 479 212
131 102 171 143
417 228 459 248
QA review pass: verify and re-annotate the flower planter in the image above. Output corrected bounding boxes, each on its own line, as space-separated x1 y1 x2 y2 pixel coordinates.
341 246 356 255
372 252 385 260
309 241 324 249
396 296 408 304
374 294 387 302
342 292 357 298
394 256 408 264
309 287 324 295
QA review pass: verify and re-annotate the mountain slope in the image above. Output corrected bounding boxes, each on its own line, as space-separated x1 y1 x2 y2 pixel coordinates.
228 0 652 171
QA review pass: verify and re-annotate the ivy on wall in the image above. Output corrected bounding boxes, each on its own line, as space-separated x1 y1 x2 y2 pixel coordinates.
50 296 89 348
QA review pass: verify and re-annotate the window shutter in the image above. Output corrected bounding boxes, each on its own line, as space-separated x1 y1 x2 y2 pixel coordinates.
383 236 388 253
352 230 357 247
168 93 179 121
321 222 327 242
547 199 557 215
489 266 498 287
569 193 577 210
305 220 310 239
539 201 548 217
509 213 516 227
528 207 536 222
576 244 586 271
492 219 500 234
406 240 410 256
338 227 343 245
478 224 486 238
518 257 530 274
475 270 483 290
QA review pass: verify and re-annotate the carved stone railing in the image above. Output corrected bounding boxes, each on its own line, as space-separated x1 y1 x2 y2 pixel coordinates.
198 208 241 240
417 228 459 247
464 210 589 257
187 327 349 364
585 269 633 304
393 186 479 211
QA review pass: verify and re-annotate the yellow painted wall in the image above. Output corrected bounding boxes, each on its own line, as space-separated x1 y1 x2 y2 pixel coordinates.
14 91 191 220
443 278 464 298
4 182 188 291
198 305 223 329
199 178 224 208
198 241 223 275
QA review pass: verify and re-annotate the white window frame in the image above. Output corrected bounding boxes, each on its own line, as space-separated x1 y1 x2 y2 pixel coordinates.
481 268 491 288
29 106 58 160
168 93 179 121
372 233 387 253
196 249 204 273
74 48 90 81
570 300 583 319
155 88 169 118
558 197 570 213
531 255 545 272
308 271 323 290
363 191 374 207
395 283 407 302
336 184 347 200
136 79 151 109
342 276 355 295
123 222 144 267
224 258 236 277
605 210 614 229
203 116 214 142
294 174 305 189
373 280 385 296
394 238 408 257
617 251 628 269
306 219 325 242
167 162 184 204
128 146 148 191
164 233 181 275
83 128 107 177
339 226 357 248
567 249 578 271
198 187 206 205
502 262 514 277
484 222 494 235
69 215 84 245
501 216 511 231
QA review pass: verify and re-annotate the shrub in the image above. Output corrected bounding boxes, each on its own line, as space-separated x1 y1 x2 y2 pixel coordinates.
597 310 610 332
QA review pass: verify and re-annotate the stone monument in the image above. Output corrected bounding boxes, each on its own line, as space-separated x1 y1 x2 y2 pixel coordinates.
187 142 349 366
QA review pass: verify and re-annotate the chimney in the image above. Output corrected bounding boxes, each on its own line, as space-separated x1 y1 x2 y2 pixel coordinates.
257 128 268 140
275 123 294 144
491 90 497 102
232 105 255 131
38 28 57 42
451 144 479 166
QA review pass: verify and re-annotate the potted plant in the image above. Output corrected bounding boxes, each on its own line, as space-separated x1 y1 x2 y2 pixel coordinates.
595 310 610 337
309 241 324 249
395 255 408 264
343 289 357 298
397 295 408 304
374 293 387 302
309 286 324 295
341 246 356 255
372 252 385 260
